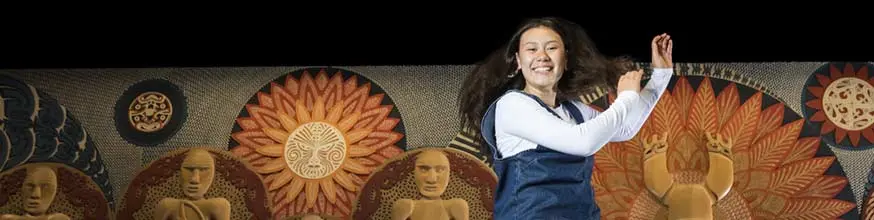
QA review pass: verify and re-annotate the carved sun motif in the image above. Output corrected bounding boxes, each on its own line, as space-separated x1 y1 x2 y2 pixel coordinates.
589 75 856 219
805 63 874 149
230 68 404 219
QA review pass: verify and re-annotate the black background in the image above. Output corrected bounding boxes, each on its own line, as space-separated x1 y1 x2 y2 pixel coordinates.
2 10 871 69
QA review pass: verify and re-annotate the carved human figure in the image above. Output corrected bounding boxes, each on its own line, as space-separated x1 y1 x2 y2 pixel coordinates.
392 150 469 220
704 132 734 202
0 165 71 220
642 132 734 219
154 149 230 220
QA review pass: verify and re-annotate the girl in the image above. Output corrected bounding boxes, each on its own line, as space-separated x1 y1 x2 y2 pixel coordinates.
458 17 673 219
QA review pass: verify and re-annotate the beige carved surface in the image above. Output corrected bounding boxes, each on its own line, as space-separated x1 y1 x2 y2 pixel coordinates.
285 122 347 179
821 77 874 131
153 148 230 220
129 91 173 133
0 163 108 220
129 172 242 220
353 147 496 220
642 131 734 219
117 147 270 220
391 149 469 220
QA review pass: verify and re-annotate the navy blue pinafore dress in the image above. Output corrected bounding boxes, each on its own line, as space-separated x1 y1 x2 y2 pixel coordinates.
481 90 600 219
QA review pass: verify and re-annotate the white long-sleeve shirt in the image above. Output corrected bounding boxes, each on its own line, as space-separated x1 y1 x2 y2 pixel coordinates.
494 68 673 157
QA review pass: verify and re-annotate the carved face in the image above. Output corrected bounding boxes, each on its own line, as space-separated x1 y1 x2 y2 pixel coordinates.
22 166 58 216
413 150 450 199
286 122 347 179
180 149 215 200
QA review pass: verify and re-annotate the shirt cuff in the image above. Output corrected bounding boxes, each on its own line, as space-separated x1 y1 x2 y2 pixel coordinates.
652 67 673 75
616 90 641 101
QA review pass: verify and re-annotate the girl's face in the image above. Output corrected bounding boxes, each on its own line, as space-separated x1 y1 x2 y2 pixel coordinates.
515 26 567 91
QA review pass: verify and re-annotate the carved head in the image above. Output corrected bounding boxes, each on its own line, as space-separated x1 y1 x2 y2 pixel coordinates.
643 132 669 160
180 149 215 200
22 165 58 216
705 132 732 156
413 150 450 199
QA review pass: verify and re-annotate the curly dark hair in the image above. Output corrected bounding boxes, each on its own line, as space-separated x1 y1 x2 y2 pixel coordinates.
458 17 635 148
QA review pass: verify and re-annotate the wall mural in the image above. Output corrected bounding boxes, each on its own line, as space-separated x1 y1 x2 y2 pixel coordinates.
0 74 115 209
228 67 406 219
587 69 858 219
114 78 187 147
3 62 874 219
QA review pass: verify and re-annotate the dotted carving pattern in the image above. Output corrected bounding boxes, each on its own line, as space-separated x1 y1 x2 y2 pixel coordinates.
116 148 270 220
0 163 109 219
352 147 497 220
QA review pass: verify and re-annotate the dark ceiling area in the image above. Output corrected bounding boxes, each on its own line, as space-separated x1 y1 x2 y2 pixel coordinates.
2 13 871 69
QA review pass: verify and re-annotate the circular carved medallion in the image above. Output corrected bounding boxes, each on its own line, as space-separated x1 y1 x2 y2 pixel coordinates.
228 67 407 219
286 122 347 179
129 92 173 133
822 77 874 131
115 79 187 147
802 62 874 150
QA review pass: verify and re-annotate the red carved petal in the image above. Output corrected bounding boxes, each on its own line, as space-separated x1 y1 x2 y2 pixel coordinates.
821 121 836 134
807 86 824 98
843 63 856 77
858 65 869 79
810 111 826 122
863 129 874 143
830 64 842 80
849 131 861 146
805 99 822 110
816 74 832 87
835 127 847 144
